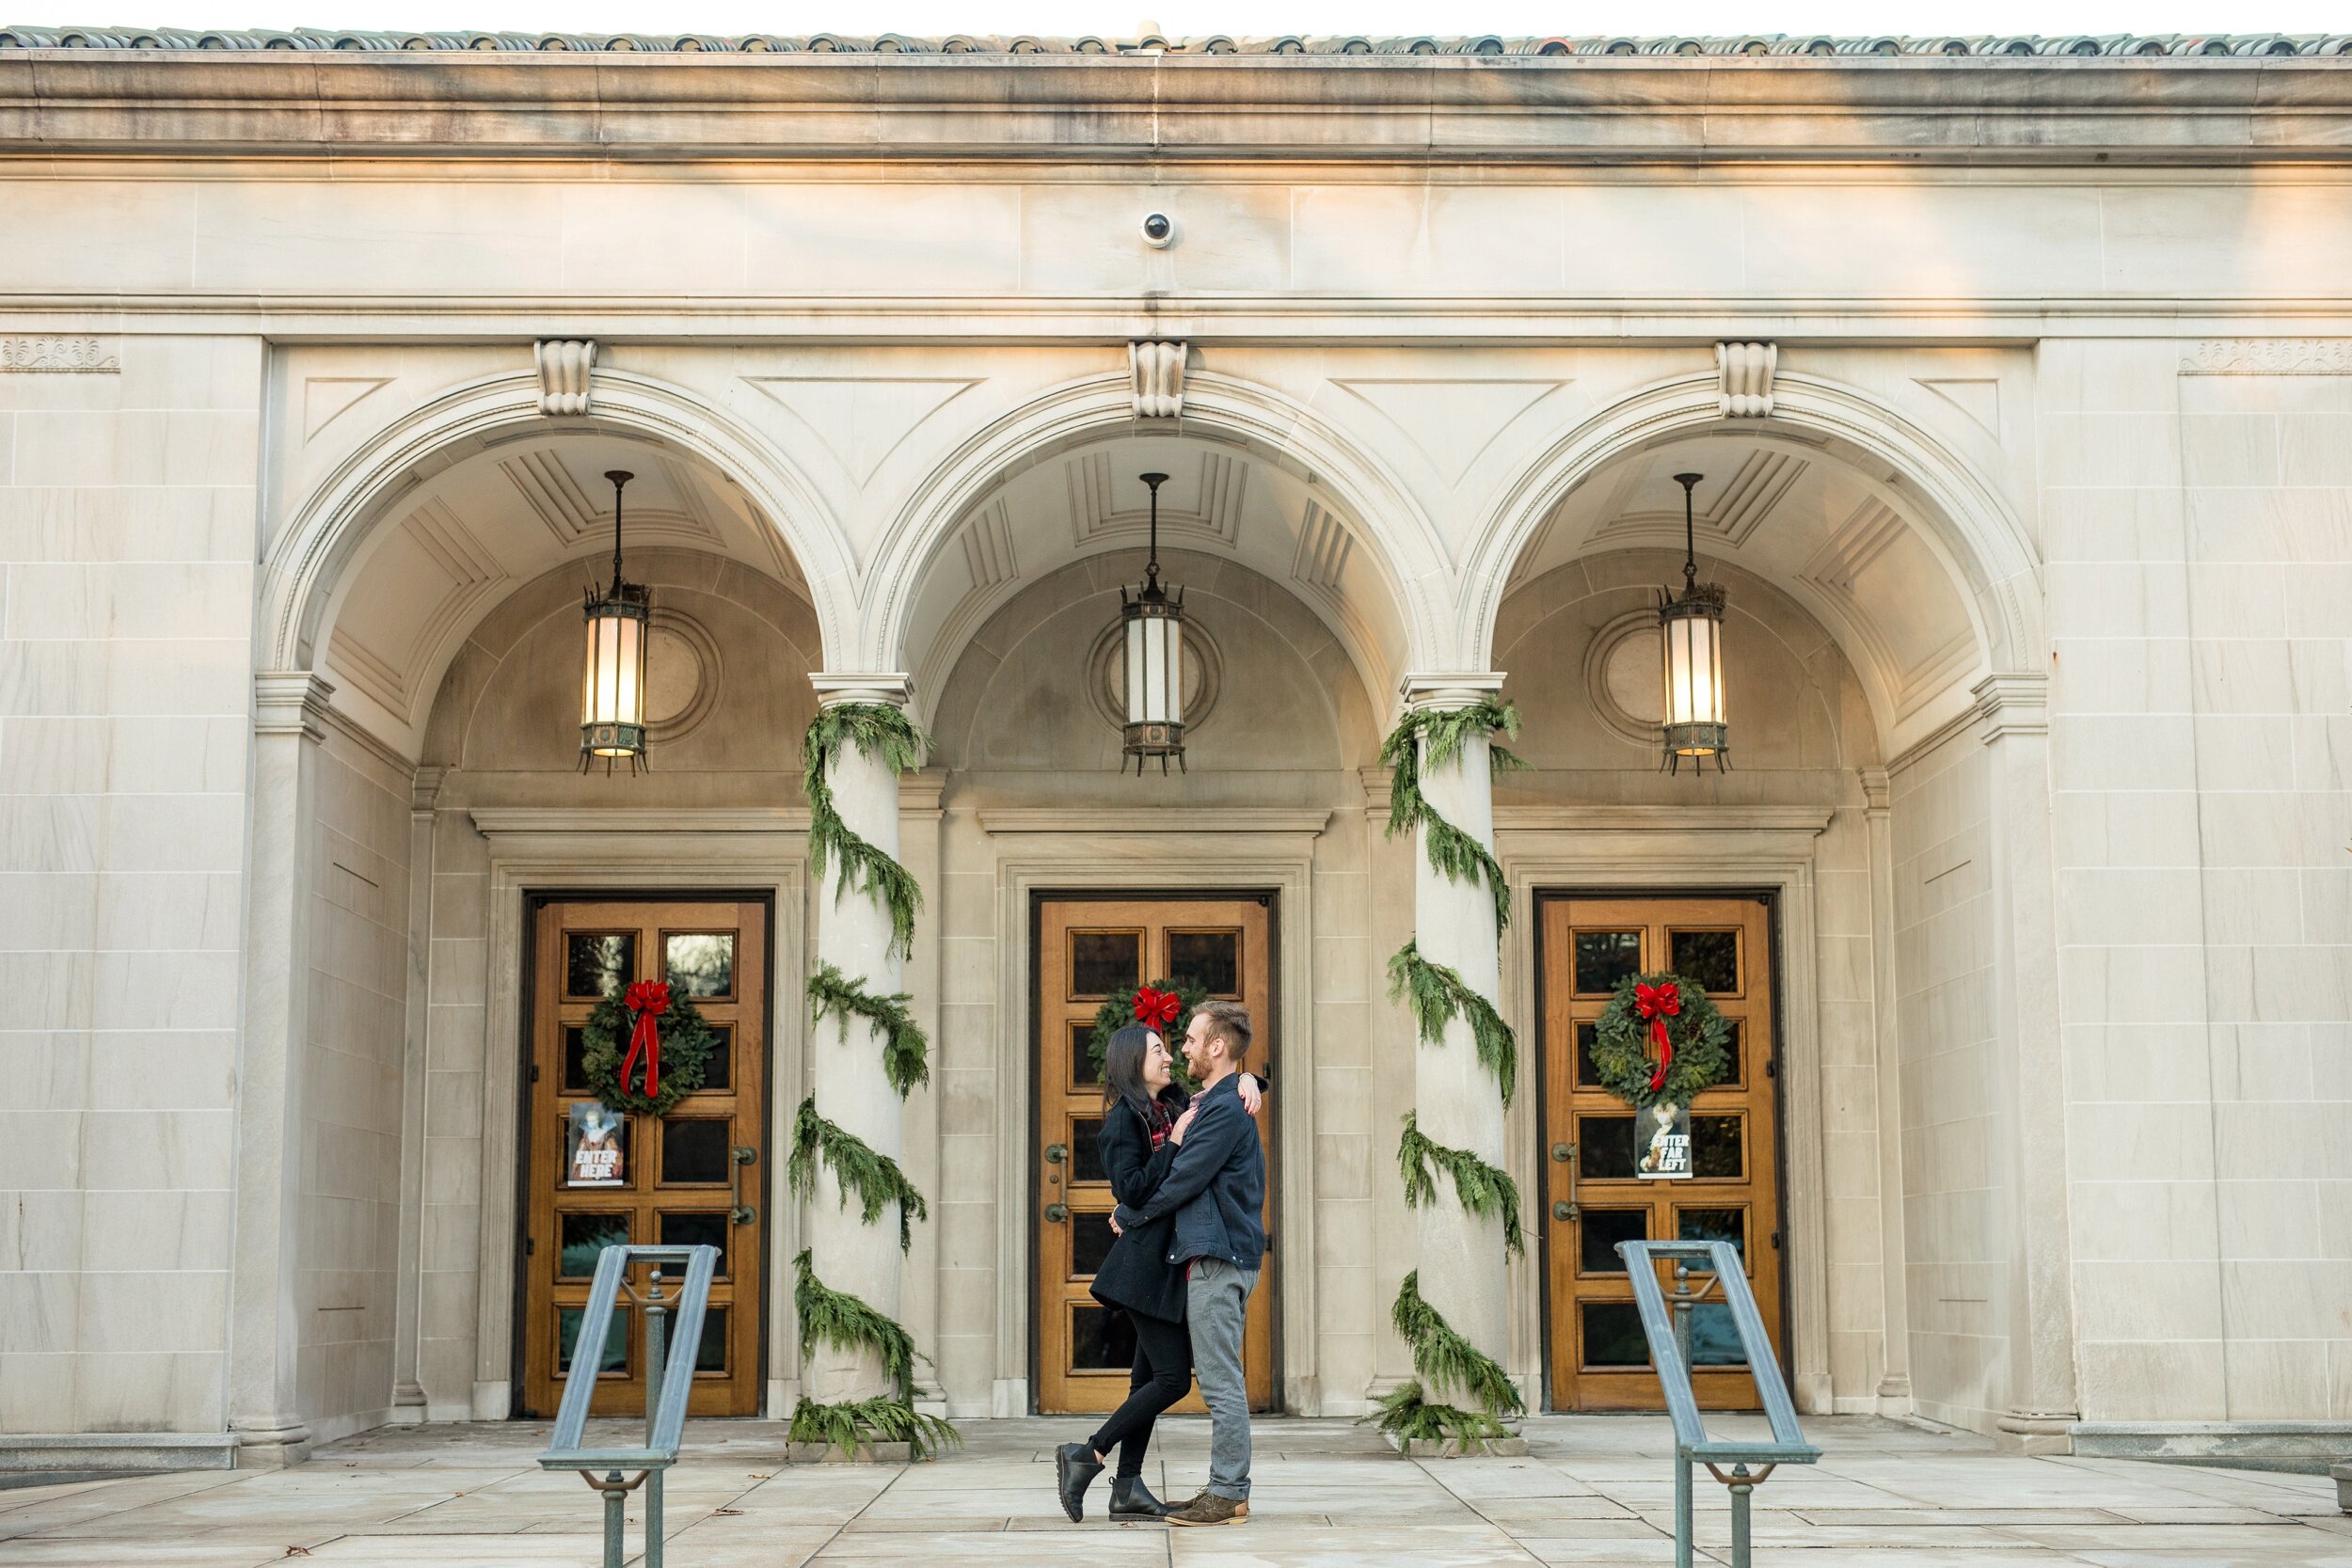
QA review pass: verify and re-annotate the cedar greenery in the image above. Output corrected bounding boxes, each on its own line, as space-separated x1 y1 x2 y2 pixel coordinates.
1088 978 1209 1085
1589 971 1735 1110
789 1098 930 1253
803 703 929 959
1378 698 1524 932
1397 1112 1524 1258
577 989 719 1117
793 1248 920 1400
1387 940 1518 1106
1359 1380 1515 1447
807 961 931 1097
1392 1269 1523 1419
788 1393 961 1460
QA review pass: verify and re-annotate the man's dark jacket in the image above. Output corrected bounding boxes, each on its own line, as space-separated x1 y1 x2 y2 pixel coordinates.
1110 1070 1266 1273
1088 1087 1189 1323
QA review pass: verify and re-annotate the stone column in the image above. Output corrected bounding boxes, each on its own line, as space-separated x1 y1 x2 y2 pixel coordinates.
1860 767 1913 1414
388 767 443 1424
897 768 947 1415
1402 674 1512 1407
228 672 331 1466
803 674 915 1402
1975 674 2081 1454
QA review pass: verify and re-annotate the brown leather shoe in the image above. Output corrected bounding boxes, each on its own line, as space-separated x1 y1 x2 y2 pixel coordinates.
1167 1493 1249 1527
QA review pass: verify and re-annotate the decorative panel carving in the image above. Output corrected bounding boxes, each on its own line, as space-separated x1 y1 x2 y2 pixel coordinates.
2180 340 2352 374
0 335 119 373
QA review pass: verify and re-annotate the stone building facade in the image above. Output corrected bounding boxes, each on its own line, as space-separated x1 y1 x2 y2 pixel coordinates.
0 31 2347 1470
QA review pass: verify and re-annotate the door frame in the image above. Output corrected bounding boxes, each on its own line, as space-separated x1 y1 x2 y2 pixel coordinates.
978 807 1329 1417
1531 887 1793 1411
462 808 809 1421
1026 889 1282 1416
1495 804 1838 1416
513 891 778 1418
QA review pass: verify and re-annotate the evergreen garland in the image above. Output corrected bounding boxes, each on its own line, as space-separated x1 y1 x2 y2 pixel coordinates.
1387 940 1518 1106
577 988 719 1118
1378 698 1524 932
1590 971 1735 1110
807 961 930 1097
793 1248 920 1400
1359 1380 1514 1446
803 703 929 959
1391 1269 1523 1418
789 1098 930 1254
788 1393 961 1460
1397 1112 1524 1258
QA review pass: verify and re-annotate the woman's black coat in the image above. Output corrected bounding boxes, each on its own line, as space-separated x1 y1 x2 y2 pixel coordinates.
1088 1087 1190 1324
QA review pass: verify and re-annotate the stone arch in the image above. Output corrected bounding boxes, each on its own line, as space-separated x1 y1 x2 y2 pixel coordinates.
859 368 1453 717
260 365 857 681
1459 368 2047 714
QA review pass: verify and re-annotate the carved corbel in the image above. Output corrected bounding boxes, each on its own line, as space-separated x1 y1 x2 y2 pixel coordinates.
1716 341 1777 418
534 339 597 416
1130 340 1187 419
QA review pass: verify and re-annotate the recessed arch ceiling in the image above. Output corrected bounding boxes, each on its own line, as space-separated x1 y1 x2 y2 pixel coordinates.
317 429 807 758
1502 428 1987 753
901 429 1408 724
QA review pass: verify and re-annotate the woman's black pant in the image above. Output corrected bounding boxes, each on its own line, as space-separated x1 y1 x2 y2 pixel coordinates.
1086 1309 1193 1477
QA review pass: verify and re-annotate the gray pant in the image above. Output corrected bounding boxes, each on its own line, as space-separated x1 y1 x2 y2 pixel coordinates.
1184 1256 1259 1500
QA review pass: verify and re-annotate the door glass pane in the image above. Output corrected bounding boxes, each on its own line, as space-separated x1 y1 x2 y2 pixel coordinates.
1710 1020 1743 1089
660 1118 731 1185
1070 931 1140 998
1580 1301 1649 1369
1668 928 1740 996
1573 930 1642 994
566 933 634 999
1692 1115 1743 1179
562 1027 592 1093
557 1212 630 1280
659 1211 730 1278
1070 1304 1137 1370
1575 1022 1603 1088
696 1026 731 1092
1166 929 1241 997
1578 1208 1646 1275
1071 1212 1116 1275
1071 1022 1103 1087
1677 1207 1746 1266
1578 1115 1637 1180
557 1306 629 1375
664 932 735 999
1068 1117 1106 1183
691 1306 728 1374
1690 1303 1747 1367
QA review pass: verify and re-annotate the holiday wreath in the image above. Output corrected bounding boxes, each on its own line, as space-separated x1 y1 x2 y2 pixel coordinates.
1589 973 1733 1109
1089 980 1207 1083
580 979 721 1117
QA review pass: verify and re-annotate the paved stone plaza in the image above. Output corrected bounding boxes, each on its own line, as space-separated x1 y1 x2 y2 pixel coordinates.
0 1416 2343 1568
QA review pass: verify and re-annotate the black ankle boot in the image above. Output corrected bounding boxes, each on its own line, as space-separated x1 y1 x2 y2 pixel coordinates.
1055 1441 1104 1523
1108 1474 1168 1518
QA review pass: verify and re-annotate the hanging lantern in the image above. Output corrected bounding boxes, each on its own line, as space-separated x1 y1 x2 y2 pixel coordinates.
1659 471 1728 774
580 468 650 773
1120 471 1185 774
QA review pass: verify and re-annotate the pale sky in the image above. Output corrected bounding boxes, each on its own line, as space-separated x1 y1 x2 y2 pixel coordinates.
25 2 2345 42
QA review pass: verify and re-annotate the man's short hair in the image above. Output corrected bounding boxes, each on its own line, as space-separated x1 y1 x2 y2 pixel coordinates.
1196 999 1253 1067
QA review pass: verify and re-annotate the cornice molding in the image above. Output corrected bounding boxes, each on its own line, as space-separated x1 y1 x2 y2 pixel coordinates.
1493 804 1833 835
469 806 813 836
977 807 1331 836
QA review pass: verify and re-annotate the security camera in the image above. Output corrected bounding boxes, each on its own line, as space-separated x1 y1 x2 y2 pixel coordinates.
1141 213 1175 248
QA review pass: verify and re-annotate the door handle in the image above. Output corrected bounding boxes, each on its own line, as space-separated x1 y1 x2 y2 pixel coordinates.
1554 1141 1579 1221
729 1145 757 1226
1044 1143 1067 1164
1043 1202 1069 1223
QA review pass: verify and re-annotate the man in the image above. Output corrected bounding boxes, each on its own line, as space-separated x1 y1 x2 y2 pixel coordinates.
1106 999 1264 1528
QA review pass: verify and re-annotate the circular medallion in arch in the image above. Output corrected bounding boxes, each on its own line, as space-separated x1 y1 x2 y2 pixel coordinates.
1086 615 1223 742
644 610 722 746
1584 610 1667 751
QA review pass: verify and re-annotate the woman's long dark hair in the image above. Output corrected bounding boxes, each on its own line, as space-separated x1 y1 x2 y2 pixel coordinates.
1102 1022 1175 1126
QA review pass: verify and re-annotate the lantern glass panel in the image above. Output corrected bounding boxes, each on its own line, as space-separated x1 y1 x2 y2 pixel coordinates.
581 601 648 755
1660 605 1726 752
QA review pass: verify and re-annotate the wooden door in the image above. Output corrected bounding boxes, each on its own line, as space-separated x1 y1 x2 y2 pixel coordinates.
1035 895 1277 1416
521 898 769 1418
1539 895 1783 1411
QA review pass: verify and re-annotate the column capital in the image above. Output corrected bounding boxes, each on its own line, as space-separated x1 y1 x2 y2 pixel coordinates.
809 672 914 709
253 671 334 741
1972 672 2048 742
1398 672 1505 714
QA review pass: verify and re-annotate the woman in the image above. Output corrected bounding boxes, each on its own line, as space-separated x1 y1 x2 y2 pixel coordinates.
1055 1023 1262 1523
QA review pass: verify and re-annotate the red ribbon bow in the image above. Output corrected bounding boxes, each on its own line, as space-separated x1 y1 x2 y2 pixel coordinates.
1634 980 1681 1094
620 980 672 1098
1133 987 1181 1030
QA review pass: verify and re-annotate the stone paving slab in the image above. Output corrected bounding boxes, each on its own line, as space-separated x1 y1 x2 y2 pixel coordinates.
0 1414 2340 1567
